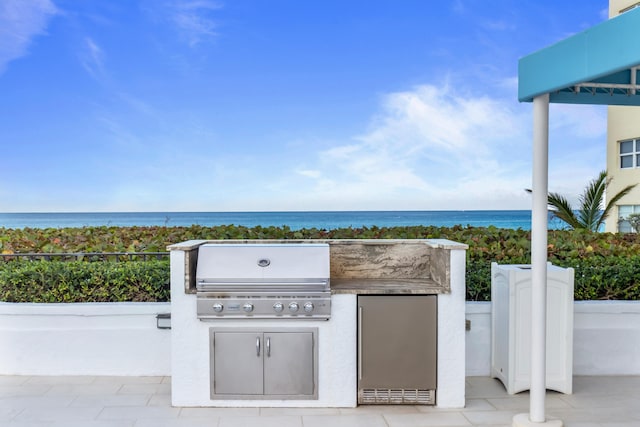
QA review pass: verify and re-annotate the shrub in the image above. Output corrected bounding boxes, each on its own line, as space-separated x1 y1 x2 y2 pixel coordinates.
466 256 640 301
1 225 640 302
0 260 170 303
553 256 640 300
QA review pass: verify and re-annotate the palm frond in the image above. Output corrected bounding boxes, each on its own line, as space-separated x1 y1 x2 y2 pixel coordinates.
547 192 581 229
526 170 635 232
578 171 607 231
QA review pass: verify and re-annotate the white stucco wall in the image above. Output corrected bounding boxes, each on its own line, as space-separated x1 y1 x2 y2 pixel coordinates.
572 300 640 375
0 302 171 376
435 243 467 408
2 276 639 390
465 300 640 376
465 302 493 376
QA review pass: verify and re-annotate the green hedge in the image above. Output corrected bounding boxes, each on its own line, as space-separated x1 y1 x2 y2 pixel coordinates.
1 224 640 302
553 257 640 300
466 257 640 301
0 260 169 303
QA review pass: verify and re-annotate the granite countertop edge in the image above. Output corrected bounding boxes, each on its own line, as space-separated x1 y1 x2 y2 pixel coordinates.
167 239 469 251
330 278 448 295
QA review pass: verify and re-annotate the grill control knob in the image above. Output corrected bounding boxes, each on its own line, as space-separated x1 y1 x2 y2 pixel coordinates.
212 303 223 313
242 303 254 313
303 302 314 313
288 302 299 313
273 302 284 313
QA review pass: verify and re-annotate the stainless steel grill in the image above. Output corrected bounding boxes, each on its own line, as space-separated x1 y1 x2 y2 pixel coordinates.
195 243 331 320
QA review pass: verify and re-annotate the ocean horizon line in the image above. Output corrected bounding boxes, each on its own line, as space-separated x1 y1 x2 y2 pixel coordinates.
0 210 558 231
0 209 532 214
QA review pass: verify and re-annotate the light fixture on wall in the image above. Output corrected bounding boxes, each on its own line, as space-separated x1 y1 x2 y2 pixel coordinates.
156 313 171 329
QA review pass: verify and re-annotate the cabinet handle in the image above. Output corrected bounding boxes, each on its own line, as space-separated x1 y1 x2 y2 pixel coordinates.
358 305 363 380
256 336 261 357
266 336 271 357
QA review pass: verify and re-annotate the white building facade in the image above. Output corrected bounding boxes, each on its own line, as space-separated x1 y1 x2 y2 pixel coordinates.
605 0 640 232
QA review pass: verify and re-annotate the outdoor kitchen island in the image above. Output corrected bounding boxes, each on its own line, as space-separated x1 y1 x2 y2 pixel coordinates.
168 239 467 408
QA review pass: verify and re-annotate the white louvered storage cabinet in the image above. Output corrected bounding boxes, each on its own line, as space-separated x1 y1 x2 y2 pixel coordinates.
490 263 574 395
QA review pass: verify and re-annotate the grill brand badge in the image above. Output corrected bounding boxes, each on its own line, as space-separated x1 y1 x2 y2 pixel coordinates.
257 258 271 267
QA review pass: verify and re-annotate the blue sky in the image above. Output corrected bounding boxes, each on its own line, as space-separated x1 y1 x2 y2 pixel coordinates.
1 0 609 212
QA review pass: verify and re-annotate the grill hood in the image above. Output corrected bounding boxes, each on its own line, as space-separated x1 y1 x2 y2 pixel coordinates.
195 243 330 283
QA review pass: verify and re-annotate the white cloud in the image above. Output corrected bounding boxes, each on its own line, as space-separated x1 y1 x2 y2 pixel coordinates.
545 103 606 205
451 0 466 15
117 92 156 116
16 76 602 212
196 84 511 211
288 84 534 210
79 37 106 80
167 0 223 47
369 85 523 152
0 0 57 74
599 7 610 20
252 82 606 212
550 103 607 139
480 20 516 31
296 169 322 179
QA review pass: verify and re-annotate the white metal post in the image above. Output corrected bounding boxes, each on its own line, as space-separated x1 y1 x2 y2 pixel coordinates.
513 93 563 427
530 93 549 423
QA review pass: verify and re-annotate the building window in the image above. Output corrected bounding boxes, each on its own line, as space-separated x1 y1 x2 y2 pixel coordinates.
619 138 640 169
618 205 640 232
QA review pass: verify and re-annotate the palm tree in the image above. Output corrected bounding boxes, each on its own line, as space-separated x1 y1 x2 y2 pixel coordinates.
528 171 637 231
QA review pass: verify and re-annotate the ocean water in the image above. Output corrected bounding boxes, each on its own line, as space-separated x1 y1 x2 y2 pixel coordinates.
0 211 564 231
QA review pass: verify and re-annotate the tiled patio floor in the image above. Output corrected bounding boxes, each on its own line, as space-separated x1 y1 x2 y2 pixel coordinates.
1 375 639 426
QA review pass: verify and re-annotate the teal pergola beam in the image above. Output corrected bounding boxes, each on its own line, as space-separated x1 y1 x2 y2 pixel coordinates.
519 6 640 105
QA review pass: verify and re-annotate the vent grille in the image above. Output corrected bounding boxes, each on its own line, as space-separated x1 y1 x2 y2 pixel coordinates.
358 388 435 405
